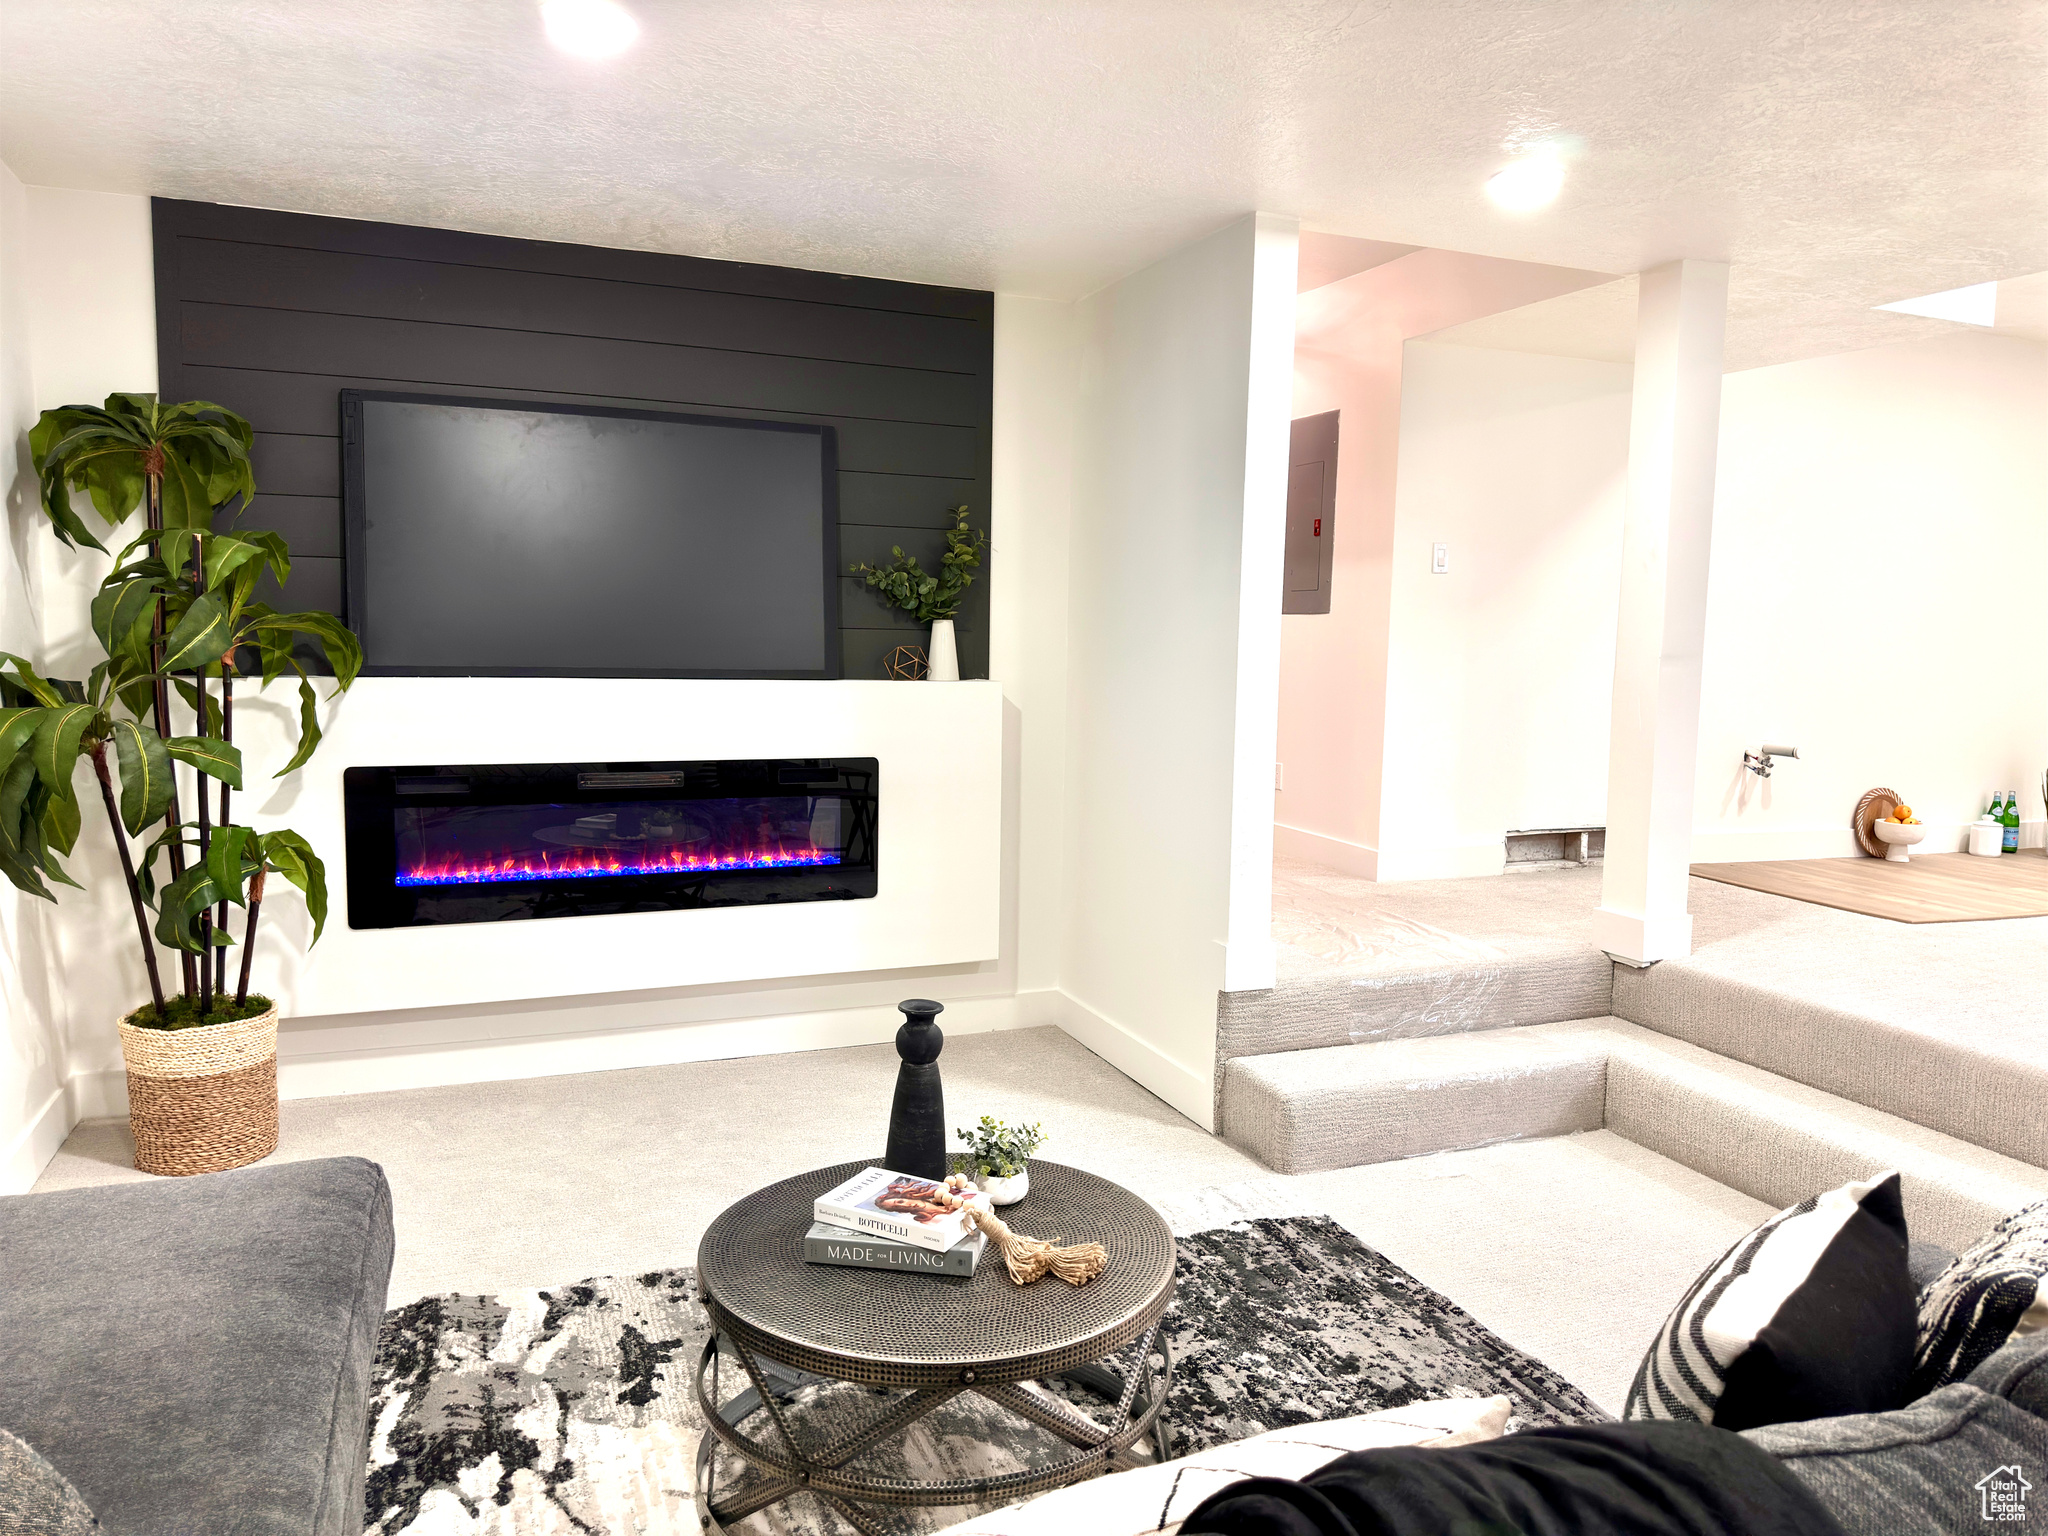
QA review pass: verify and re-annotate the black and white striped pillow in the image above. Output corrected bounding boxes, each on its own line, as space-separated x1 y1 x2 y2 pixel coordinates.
1624 1172 1915 1432
1912 1195 2048 1399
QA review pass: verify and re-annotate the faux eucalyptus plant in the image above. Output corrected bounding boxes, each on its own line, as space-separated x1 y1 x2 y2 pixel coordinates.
851 505 987 623
2 394 362 1025
957 1115 1046 1179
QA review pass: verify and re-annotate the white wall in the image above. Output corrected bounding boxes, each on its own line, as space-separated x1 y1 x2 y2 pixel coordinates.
1375 342 1633 879
0 161 67 1192
4 188 1090 1178
990 295 1080 998
1275 251 1613 879
1694 331 2048 859
1056 213 1297 1127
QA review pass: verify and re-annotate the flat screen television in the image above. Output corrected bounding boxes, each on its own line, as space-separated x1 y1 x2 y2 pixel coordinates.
341 391 839 678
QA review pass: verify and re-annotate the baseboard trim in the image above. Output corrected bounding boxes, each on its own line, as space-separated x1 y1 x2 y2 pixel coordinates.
1272 823 1378 880
273 993 1038 1101
1690 819 2045 863
52 996 1042 1116
2 1086 72 1196
1045 988 1215 1132
1373 844 1508 883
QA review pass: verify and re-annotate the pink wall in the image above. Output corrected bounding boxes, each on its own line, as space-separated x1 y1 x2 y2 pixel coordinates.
1275 251 1611 875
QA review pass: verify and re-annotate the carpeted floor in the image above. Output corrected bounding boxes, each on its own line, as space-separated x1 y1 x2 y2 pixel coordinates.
1623 877 2048 1166
1268 857 1605 984
363 1215 1603 1535
35 1025 1772 1416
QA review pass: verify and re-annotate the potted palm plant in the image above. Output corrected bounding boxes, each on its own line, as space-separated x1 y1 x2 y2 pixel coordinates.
851 505 986 681
4 394 361 1175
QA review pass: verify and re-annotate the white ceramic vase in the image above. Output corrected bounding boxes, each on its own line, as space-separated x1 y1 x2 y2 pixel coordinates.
977 1167 1029 1205
927 618 960 682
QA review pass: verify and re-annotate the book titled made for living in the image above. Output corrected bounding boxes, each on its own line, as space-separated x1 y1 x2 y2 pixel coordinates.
804 1221 987 1277
812 1166 987 1252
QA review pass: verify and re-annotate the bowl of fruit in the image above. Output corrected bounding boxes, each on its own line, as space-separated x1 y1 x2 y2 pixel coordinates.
1872 803 1925 863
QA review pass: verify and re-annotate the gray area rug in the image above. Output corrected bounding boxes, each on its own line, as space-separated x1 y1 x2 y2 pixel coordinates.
363 1215 1602 1534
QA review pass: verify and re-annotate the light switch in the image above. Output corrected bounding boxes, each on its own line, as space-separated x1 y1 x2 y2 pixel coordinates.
1274 762 1285 791
1431 543 1449 574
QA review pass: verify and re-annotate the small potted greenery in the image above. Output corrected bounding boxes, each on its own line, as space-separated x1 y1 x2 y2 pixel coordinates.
957 1115 1046 1206
851 505 986 680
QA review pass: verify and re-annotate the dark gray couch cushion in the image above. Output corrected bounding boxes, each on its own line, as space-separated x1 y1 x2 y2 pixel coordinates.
0 1157 394 1536
1908 1240 1956 1290
1966 1325 2048 1419
1743 1382 2048 1535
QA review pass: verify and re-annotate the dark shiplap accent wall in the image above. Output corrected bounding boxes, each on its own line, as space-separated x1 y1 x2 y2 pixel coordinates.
151 198 994 678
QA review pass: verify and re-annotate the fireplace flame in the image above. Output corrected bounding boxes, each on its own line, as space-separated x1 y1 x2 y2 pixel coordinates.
396 842 841 887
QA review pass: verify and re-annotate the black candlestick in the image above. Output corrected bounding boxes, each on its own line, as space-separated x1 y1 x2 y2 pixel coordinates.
884 998 947 1180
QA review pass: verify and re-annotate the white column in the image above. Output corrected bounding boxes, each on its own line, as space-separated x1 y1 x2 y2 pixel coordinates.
1594 259 1729 966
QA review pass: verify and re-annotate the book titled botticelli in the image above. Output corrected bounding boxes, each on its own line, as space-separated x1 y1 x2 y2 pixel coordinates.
811 1166 988 1252
803 1222 987 1277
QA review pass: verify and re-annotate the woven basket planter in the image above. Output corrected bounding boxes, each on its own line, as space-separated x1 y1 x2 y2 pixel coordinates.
117 1005 280 1176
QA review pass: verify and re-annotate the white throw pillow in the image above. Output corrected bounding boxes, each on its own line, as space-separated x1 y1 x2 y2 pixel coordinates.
941 1396 1510 1536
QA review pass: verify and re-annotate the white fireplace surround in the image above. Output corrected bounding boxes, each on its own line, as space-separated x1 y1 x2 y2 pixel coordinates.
51 677 1002 1030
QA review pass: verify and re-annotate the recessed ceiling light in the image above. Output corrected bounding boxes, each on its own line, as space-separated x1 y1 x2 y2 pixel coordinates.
1486 154 1565 212
1875 281 1998 327
541 0 639 60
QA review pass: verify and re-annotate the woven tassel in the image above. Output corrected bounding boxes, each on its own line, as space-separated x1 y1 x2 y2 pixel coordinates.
965 1204 1107 1286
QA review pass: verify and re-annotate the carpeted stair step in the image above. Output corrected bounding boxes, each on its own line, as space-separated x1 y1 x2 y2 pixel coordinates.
1530 1018 2048 1251
1217 953 1614 1063
1219 1026 1609 1176
1221 1015 2048 1249
1612 959 2048 1169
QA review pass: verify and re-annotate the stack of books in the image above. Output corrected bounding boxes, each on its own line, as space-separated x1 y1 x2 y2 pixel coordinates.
806 1166 991 1278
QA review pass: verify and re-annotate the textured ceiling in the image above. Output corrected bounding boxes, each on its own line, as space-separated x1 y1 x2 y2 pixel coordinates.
2 2 2044 368
1298 232 1418 293
1427 269 2048 370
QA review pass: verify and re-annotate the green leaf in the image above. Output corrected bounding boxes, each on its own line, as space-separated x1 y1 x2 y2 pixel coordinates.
21 793 81 891
155 441 215 531
0 653 66 708
165 735 243 789
117 677 159 729
262 828 328 944
40 478 111 552
30 703 95 822
0 752 39 858
0 838 55 901
252 611 364 689
103 392 159 425
91 577 160 661
134 821 201 908
160 594 231 673
110 718 175 835
276 674 324 776
0 707 41 767
206 825 254 908
38 779 81 857
154 863 226 952
82 453 146 526
243 529 292 588
203 533 268 592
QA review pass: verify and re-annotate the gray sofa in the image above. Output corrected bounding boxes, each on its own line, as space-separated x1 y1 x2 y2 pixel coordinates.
1746 1326 2048 1535
0 1157 394 1535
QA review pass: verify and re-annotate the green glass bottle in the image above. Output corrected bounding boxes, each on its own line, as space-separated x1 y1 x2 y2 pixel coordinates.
2003 791 2021 854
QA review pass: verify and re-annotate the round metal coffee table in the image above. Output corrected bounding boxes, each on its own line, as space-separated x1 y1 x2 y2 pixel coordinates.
694 1160 1176 1535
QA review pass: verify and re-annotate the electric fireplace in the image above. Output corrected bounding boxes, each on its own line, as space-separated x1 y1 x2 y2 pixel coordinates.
343 758 877 929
